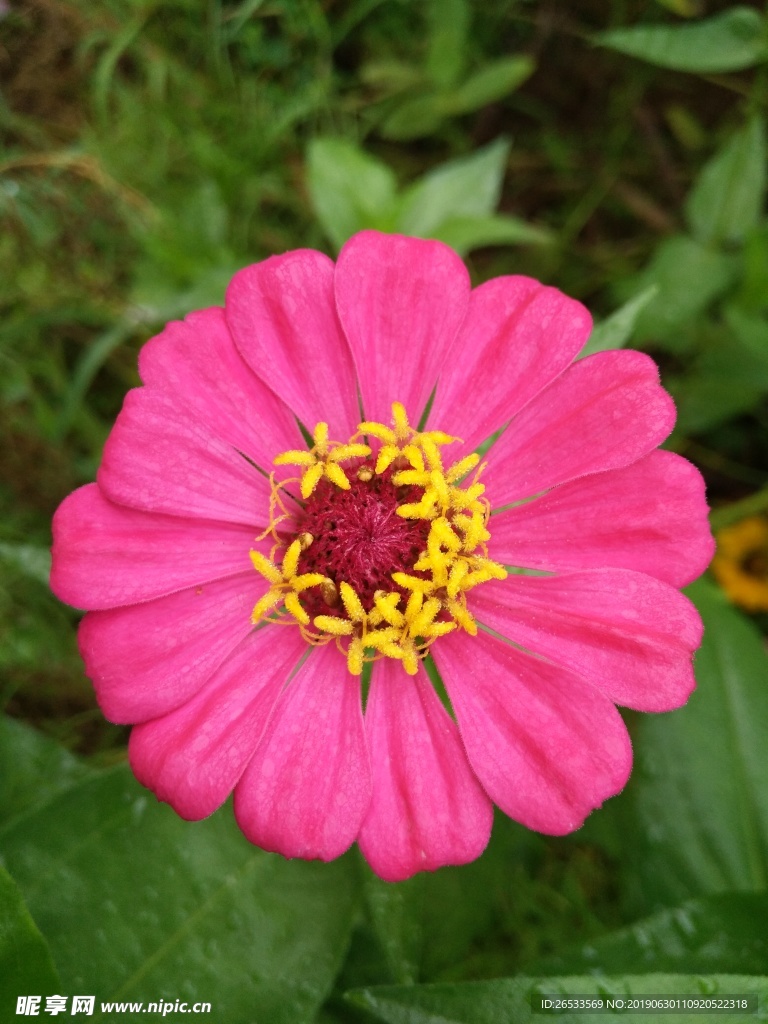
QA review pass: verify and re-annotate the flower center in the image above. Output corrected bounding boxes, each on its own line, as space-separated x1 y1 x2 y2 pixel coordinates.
295 471 431 616
249 402 507 676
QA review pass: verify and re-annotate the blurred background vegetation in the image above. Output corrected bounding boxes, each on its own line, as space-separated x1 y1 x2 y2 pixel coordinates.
2 0 768 1013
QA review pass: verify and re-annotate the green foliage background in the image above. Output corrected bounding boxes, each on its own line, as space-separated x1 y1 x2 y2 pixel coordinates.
1 1 768 1021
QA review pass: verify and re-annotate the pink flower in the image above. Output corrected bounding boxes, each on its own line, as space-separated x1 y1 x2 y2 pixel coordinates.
51 230 714 882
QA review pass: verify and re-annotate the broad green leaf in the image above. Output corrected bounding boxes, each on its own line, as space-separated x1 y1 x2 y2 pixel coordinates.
350 816 545 987
426 0 469 89
396 138 510 238
629 235 735 347
307 138 398 250
363 874 423 985
579 286 658 357
668 370 767 433
622 580 768 910
686 116 766 245
379 58 532 141
0 865 61 1009
531 892 768 976
431 214 551 256
736 223 768 311
359 58 425 93
667 313 768 431
0 717 91 827
379 92 450 141
448 57 534 114
0 765 360 1024
348 974 768 1024
596 7 767 74
724 306 768 380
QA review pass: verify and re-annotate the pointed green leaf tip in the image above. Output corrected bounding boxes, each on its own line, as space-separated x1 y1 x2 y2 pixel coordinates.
0 866 62 1003
686 115 766 245
596 7 767 74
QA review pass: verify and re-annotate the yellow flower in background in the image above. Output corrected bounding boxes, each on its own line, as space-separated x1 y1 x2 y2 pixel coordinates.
712 516 768 613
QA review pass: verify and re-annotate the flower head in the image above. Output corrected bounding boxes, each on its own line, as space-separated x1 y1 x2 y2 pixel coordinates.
51 230 714 882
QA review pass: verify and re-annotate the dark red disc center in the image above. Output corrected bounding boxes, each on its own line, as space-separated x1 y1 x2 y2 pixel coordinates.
292 468 430 614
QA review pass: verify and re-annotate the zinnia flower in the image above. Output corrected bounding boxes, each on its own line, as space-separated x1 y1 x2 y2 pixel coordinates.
51 230 714 882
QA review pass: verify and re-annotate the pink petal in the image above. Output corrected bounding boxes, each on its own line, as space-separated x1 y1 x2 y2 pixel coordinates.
469 570 702 712
357 659 493 882
234 643 370 862
489 451 715 588
432 630 632 834
483 351 677 507
51 484 259 610
79 573 260 724
138 306 303 469
129 626 307 820
427 276 592 458
98 388 271 525
335 230 470 425
225 250 360 438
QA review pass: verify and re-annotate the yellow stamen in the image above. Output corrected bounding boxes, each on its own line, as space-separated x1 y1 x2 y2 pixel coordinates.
340 581 365 623
358 402 459 477
446 453 480 483
313 615 354 636
250 540 329 626
261 403 505 673
274 422 371 498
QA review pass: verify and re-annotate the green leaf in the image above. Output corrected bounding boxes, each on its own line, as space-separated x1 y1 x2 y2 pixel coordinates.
666 312 768 432
396 138 510 239
363 874 423 985
378 57 532 141
0 765 360 1024
426 0 469 89
0 717 91 827
596 7 767 74
0 865 62 1008
724 306 768 381
668 371 766 433
430 214 551 256
686 116 766 245
531 893 768 976
736 223 768 311
307 138 398 250
348 816 546 987
348 974 768 1024
629 235 735 347
379 92 450 141
579 286 658 357
622 580 768 910
448 56 534 114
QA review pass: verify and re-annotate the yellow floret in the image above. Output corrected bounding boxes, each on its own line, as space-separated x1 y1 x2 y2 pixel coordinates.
250 540 328 626
273 422 371 498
